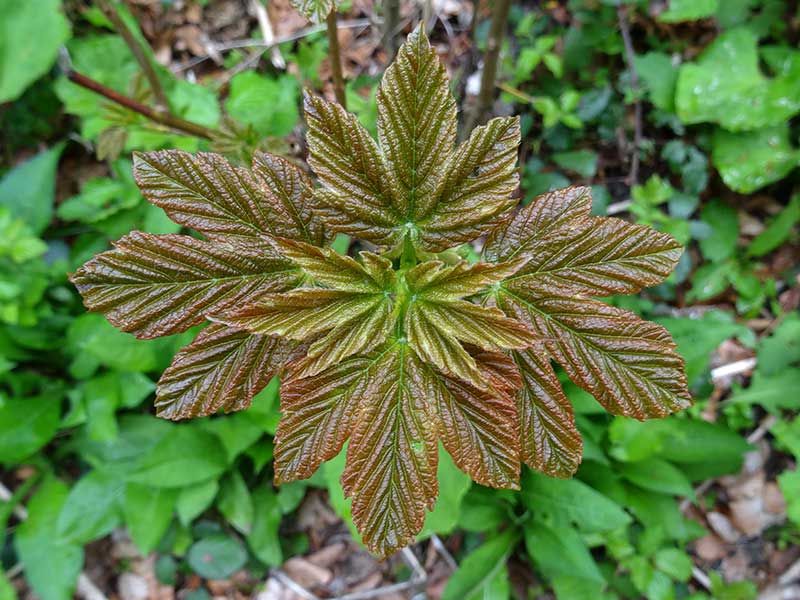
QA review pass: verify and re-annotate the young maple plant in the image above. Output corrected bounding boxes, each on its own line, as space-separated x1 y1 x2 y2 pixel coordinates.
71 27 691 557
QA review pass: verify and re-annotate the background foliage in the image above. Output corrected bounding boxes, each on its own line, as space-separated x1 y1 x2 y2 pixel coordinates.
1 0 799 599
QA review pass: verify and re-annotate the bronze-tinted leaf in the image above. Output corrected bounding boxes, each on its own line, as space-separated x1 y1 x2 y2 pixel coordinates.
376 25 457 218
342 342 439 557
70 232 299 339
252 152 330 245
499 292 692 419
485 186 682 296
275 238 393 292
305 93 403 246
275 352 378 484
512 349 582 477
404 258 525 300
406 299 537 387
416 116 521 251
483 186 592 263
290 0 335 23
133 150 309 243
155 324 300 420
427 360 521 489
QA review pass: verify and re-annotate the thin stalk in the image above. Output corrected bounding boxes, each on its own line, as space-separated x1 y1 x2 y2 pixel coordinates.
383 0 400 59
463 0 512 135
617 4 642 186
326 11 347 108
96 0 170 111
66 70 215 140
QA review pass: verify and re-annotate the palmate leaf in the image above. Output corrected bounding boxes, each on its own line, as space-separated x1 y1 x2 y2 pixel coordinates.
70 232 300 339
290 0 336 23
306 26 521 252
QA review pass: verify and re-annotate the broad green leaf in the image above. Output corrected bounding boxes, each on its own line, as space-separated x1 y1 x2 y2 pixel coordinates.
0 144 64 234
521 470 631 533
155 324 299 419
15 478 83 600
727 370 800 414
427 353 521 489
133 150 325 243
200 411 265 462
675 28 800 131
217 471 254 534
419 449 471 537
0 394 60 464
756 314 800 376
0 0 70 102
188 535 247 579
524 518 604 585
274 353 375 483
513 349 582 477
123 483 178 554
619 458 694 498
290 0 336 22
341 342 439 557
499 294 691 420
176 480 219 526
634 52 678 112
658 0 718 22
748 193 800 257
225 72 299 137
711 126 800 194
377 25 457 219
654 548 693 582
128 425 228 487
71 232 299 339
57 469 123 544
307 27 520 252
441 529 518 600
247 486 283 566
488 187 682 296
699 199 739 262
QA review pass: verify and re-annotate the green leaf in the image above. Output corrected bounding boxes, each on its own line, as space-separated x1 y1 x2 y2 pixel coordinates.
699 200 739 262
0 394 60 464
524 518 604 585
177 480 219 526
552 150 598 178
71 232 300 339
225 72 299 137
217 471 254 534
155 324 300 419
634 52 678 112
513 349 582 477
619 458 695 498
711 126 800 194
658 0 718 22
0 144 64 234
57 469 123 544
727 370 800 414
128 425 228 487
419 448 472 537
341 342 439 557
521 470 631 533
748 193 800 257
675 28 800 131
0 0 70 102
441 529 518 600
290 0 336 23
123 483 178 554
654 548 693 582
756 314 800 376
779 470 800 526
247 486 283 566
188 535 247 579
15 478 83 600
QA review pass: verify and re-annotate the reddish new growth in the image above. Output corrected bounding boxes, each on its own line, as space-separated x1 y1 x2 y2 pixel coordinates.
71 26 691 557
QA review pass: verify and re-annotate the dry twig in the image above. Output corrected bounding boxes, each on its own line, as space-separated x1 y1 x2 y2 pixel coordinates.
616 4 642 186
